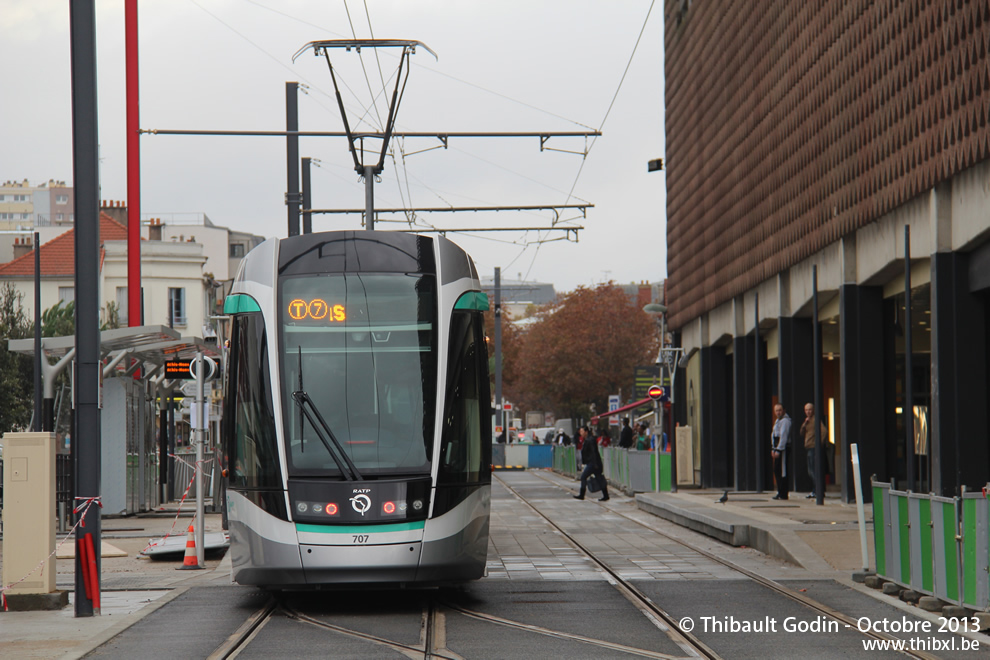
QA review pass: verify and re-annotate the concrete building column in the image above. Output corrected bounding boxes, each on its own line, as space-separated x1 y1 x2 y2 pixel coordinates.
700 345 731 487
930 252 989 497
732 334 764 490
778 317 815 493
839 284 886 502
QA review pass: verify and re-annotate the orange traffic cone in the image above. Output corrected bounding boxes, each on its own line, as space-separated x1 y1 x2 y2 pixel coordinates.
177 524 203 570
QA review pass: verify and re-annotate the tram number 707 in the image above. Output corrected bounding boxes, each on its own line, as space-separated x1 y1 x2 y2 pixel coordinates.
352 535 370 544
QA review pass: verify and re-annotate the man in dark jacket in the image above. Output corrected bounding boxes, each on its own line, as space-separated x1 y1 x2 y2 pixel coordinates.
618 417 633 448
573 426 610 501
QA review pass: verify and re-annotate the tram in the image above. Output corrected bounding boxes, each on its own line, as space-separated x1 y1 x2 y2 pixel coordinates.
222 231 492 587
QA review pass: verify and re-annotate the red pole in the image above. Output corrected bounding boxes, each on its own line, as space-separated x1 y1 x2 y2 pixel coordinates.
78 538 92 601
125 0 141 326
84 533 101 611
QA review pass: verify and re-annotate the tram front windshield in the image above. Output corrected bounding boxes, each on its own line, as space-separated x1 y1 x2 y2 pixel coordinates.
280 273 437 478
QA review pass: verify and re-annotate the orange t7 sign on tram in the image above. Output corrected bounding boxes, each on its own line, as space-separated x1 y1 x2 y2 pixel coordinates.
287 298 346 322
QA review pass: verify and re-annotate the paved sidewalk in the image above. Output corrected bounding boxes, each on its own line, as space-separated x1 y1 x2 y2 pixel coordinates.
635 487 875 575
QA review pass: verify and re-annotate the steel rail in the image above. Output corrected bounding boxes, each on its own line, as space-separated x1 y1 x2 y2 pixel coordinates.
527 471 945 660
494 474 723 660
282 602 461 660
206 596 277 659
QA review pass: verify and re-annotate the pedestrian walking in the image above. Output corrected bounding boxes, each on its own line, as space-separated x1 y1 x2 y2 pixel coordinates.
573 426 610 501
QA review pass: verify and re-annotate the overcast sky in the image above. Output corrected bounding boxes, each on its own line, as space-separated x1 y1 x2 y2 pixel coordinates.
3 0 665 292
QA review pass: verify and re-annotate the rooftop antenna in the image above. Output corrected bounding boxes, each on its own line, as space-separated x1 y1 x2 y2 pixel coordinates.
293 39 437 231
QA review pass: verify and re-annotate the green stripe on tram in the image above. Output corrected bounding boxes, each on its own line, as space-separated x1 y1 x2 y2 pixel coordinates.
223 294 262 314
296 520 426 534
454 291 489 311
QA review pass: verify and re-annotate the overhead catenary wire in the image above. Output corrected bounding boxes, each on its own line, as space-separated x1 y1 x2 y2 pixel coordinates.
188 0 381 130
184 1 607 254
522 0 657 280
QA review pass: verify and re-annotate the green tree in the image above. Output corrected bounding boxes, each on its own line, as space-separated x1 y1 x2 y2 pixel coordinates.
41 299 75 337
510 283 660 422
0 283 34 433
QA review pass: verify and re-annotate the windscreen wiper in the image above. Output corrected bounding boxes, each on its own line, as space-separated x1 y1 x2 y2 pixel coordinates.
291 390 364 481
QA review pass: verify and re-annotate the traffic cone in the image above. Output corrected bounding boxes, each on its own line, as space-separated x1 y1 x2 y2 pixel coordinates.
177 524 203 570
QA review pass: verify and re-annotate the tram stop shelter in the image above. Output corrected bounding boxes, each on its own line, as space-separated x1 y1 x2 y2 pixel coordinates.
6 325 222 517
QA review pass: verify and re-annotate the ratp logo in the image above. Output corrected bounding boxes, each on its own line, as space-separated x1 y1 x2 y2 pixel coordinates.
349 493 371 516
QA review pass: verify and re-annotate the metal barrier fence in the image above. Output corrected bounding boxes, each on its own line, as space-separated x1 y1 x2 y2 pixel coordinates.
549 445 671 493
172 449 218 502
872 480 990 610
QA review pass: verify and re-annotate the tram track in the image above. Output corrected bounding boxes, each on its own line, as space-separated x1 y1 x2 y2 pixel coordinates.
184 471 948 660
204 593 462 660
203 587 686 659
514 470 945 660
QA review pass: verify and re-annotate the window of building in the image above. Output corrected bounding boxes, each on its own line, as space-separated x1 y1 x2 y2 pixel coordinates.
56 213 63 222
56 195 68 204
229 243 245 258
116 286 128 325
59 287 75 304
168 287 186 327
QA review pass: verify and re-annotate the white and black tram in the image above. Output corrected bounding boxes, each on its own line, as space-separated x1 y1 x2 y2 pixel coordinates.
222 231 492 587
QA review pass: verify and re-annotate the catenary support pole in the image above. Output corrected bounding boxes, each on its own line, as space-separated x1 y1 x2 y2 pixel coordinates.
494 268 502 435
70 0 102 617
286 82 300 237
125 0 142 327
364 164 375 230
904 225 914 491
34 231 42 431
167 392 176 501
755 292 763 494
195 352 205 566
813 266 824 505
301 157 312 234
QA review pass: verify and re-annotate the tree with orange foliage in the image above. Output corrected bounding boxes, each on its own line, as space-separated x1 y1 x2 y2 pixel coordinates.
483 303 521 399
510 283 659 422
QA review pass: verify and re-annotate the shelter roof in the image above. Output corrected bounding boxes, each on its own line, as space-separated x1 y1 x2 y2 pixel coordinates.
7 325 220 378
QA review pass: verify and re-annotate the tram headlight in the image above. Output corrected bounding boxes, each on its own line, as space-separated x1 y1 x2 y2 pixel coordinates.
296 502 308 514
383 501 396 514
325 503 339 516
412 499 423 511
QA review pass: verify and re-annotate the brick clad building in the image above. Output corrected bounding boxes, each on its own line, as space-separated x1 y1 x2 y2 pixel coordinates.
665 0 990 500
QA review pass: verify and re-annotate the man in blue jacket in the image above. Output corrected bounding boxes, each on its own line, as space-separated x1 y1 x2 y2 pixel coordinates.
771 404 792 500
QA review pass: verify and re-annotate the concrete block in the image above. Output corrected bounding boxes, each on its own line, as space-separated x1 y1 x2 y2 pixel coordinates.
864 575 886 589
881 582 902 596
973 612 990 632
899 589 922 603
918 596 944 612
852 571 874 583
942 605 970 619
2 590 69 611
